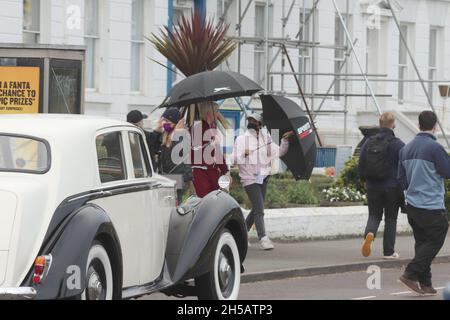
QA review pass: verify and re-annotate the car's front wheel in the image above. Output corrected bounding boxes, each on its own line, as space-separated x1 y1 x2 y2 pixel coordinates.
195 229 241 300
81 242 114 300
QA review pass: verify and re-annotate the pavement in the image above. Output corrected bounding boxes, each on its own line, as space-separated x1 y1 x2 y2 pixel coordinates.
242 234 450 283
143 235 450 300
144 263 450 300
238 263 450 300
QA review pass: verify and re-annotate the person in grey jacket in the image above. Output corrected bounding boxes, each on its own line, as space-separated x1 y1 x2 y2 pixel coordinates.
397 111 450 296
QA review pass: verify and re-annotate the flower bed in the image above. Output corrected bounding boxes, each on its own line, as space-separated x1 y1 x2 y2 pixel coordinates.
322 186 366 204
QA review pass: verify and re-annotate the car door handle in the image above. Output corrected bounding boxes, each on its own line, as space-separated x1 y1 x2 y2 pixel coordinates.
150 182 162 189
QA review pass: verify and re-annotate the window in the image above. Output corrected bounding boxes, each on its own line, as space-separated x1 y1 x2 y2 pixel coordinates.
398 24 408 104
428 28 438 104
0 135 49 173
334 15 346 101
23 0 40 44
49 59 82 114
254 3 273 86
128 132 151 178
96 132 126 183
85 0 99 89
299 10 312 93
131 0 144 92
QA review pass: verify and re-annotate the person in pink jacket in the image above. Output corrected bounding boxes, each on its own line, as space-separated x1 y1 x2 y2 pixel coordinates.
230 113 292 250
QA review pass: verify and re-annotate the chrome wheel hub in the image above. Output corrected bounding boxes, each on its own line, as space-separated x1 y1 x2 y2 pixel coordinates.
218 252 232 288
87 270 103 300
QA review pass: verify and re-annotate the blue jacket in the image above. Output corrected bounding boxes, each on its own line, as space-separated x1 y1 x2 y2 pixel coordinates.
358 128 405 189
398 132 450 210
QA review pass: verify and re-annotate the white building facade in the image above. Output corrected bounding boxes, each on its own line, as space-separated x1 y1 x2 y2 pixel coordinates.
1 0 450 148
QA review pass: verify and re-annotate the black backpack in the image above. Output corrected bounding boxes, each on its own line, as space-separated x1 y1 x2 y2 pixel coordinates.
363 136 395 181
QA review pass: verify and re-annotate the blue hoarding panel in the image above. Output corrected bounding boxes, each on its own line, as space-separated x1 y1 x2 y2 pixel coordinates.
315 147 337 167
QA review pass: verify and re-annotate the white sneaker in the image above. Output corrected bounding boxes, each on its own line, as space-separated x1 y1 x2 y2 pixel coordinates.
383 252 400 259
247 241 252 248
258 236 274 251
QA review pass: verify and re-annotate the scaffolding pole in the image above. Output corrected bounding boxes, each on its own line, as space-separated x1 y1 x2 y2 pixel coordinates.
313 39 358 120
332 0 382 116
344 0 349 143
282 44 323 146
265 0 270 93
387 0 450 149
295 0 320 39
236 0 253 73
311 1 317 114
222 0 370 147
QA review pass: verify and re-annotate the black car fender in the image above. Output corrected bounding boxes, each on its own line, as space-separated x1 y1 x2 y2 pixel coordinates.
23 204 123 300
165 190 248 284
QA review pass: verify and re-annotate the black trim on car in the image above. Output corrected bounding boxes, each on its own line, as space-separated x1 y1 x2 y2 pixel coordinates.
41 180 171 248
23 180 172 297
0 132 52 174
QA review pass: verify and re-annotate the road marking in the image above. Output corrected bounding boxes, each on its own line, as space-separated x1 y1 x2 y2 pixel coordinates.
390 291 412 296
390 287 444 296
351 296 377 300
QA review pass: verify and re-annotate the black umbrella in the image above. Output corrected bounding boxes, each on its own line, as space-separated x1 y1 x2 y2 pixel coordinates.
160 70 263 108
261 94 317 180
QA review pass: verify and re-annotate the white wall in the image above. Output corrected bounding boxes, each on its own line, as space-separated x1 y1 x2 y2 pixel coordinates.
0 0 23 43
1 0 450 146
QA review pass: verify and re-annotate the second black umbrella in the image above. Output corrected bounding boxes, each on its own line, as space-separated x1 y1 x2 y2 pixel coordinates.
160 70 263 108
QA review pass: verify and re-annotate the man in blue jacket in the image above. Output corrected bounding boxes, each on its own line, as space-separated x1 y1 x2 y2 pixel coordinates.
398 111 450 296
358 112 405 259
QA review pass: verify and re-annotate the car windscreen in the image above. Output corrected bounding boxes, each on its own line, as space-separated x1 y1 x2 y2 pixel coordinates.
0 135 50 173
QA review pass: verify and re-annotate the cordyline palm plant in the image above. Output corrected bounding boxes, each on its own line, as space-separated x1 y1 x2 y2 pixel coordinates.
148 10 235 128
148 10 236 76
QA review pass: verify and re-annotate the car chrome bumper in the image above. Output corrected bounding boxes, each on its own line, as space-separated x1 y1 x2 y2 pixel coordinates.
0 287 36 300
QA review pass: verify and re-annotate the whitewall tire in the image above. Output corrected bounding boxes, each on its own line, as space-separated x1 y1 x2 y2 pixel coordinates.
81 242 114 300
195 229 241 300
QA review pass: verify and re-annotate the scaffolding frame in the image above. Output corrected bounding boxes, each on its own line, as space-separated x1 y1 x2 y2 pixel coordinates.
218 0 450 148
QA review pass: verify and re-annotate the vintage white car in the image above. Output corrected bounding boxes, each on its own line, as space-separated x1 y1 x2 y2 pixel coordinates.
0 114 247 300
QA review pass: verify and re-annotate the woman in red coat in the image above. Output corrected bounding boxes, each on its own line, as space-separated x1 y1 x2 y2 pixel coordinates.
191 102 228 197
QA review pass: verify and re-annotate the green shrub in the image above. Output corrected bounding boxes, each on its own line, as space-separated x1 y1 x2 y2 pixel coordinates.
229 169 320 207
286 182 319 205
310 175 335 201
229 170 250 208
265 181 288 207
334 156 365 193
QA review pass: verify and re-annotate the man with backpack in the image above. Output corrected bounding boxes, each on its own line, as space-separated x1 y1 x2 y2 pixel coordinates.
358 112 405 259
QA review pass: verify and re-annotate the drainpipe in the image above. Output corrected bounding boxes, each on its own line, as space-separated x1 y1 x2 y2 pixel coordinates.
194 0 206 21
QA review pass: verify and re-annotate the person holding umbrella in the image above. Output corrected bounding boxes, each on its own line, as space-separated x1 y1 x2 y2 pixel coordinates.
231 113 293 250
191 102 229 197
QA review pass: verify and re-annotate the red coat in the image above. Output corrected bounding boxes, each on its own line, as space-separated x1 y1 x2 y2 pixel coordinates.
191 120 228 197
190 120 228 174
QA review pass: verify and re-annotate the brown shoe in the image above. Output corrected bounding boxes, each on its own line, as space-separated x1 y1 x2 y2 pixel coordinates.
361 232 374 257
398 275 425 296
421 285 437 296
